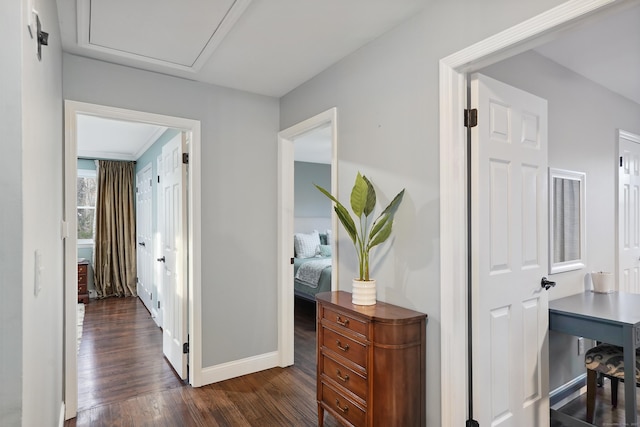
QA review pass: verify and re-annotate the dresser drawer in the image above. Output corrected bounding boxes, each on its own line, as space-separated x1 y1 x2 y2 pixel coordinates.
78 284 88 295
320 381 366 427
78 273 87 285
321 327 367 368
78 264 88 275
322 306 368 338
320 353 367 401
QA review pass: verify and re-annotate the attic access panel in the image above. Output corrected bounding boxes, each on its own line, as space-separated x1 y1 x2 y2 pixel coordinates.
83 0 247 71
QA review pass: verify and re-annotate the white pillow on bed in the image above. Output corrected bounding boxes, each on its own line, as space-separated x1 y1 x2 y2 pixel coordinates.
294 230 321 258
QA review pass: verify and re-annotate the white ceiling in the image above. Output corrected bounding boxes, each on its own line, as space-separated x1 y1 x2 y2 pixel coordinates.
57 0 427 98
63 1 640 159
77 115 167 161
534 3 640 106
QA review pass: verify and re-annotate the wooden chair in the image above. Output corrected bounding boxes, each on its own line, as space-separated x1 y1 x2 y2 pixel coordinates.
585 343 640 423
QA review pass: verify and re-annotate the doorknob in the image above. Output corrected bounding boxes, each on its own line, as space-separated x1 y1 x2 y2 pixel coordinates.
157 256 165 263
541 277 556 291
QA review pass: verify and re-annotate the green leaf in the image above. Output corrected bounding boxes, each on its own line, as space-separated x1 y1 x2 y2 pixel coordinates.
334 204 357 244
314 184 339 205
379 189 405 218
350 173 369 218
368 220 393 249
369 213 390 240
362 175 376 217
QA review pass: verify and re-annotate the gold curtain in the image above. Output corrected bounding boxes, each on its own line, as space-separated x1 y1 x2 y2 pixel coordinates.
94 160 137 298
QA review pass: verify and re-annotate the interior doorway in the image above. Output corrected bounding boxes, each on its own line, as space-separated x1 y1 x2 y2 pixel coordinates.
63 101 203 419
438 1 634 425
277 108 338 367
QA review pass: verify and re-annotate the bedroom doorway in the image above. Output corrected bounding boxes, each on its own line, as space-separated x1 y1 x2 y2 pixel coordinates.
63 101 203 419
277 108 338 367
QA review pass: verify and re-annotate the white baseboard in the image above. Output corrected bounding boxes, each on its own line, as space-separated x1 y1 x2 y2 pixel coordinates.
200 351 279 385
550 373 587 409
59 402 65 427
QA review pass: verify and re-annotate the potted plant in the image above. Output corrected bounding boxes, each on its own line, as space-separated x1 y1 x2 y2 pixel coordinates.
315 172 405 305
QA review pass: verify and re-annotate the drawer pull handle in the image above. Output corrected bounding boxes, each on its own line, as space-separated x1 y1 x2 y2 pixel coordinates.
335 399 349 414
336 340 349 352
336 370 349 382
336 316 349 327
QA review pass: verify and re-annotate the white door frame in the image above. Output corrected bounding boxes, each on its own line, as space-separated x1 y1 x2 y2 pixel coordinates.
438 1 623 424
63 101 203 420
277 107 338 367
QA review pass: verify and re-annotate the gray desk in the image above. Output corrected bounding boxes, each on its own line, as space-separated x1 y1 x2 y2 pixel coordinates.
549 291 640 426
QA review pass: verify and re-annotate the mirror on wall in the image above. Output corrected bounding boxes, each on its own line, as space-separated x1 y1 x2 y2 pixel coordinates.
549 168 586 274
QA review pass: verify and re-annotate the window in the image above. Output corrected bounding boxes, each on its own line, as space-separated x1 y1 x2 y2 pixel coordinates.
77 169 97 245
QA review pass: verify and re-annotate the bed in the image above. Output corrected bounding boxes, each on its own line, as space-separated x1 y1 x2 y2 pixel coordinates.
293 230 332 301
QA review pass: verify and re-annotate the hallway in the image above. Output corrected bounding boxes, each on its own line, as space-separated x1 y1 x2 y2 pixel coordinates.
66 297 339 426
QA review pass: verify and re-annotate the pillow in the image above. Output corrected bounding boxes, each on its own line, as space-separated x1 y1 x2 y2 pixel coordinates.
319 233 328 245
316 244 332 257
294 230 321 258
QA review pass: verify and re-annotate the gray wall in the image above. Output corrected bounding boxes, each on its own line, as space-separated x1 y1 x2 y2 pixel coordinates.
294 161 331 230
1 0 64 424
279 1 565 424
0 1 24 424
480 50 640 391
63 53 280 367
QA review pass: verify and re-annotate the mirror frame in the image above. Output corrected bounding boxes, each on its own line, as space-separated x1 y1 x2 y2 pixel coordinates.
549 168 586 274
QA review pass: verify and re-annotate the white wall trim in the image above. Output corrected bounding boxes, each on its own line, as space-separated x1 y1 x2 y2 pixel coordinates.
63 101 203 419
277 108 338 367
619 129 640 144
58 402 65 427
439 1 619 425
200 351 280 385
549 373 587 409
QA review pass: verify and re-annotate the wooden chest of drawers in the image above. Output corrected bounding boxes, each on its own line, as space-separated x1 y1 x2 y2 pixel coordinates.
78 263 89 304
316 291 427 427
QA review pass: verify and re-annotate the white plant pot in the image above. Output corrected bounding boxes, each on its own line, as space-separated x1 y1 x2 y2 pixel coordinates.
591 271 614 293
352 279 376 305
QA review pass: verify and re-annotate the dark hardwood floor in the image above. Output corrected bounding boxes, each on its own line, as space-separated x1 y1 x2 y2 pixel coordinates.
66 297 340 426
551 379 640 427
67 297 638 426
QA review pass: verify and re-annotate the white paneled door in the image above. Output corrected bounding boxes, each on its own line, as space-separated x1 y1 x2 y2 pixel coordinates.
136 164 153 312
618 130 640 293
161 132 188 380
470 73 549 427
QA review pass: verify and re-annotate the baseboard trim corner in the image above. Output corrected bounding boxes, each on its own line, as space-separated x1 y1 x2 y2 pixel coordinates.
200 351 280 386
550 373 586 408
59 402 66 427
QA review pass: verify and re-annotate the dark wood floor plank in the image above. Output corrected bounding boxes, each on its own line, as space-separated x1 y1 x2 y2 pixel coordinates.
67 297 340 426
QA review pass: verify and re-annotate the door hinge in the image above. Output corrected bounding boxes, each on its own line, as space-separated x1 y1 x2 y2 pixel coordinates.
620 156 623 167
157 176 160 183
157 300 160 309
149 178 152 186
182 153 189 164
183 342 189 354
464 108 478 128
136 276 139 283
290 257 294 265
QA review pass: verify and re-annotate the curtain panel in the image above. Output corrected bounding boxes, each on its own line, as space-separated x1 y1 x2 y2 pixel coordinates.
94 160 137 298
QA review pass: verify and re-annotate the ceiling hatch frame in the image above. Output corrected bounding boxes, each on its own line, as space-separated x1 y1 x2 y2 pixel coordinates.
76 0 252 73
